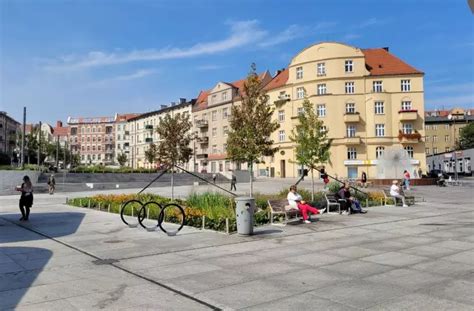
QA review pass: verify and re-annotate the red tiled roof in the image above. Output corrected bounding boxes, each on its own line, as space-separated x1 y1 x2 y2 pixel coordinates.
53 127 69 137
362 48 423 76
264 69 288 91
116 113 140 122
193 90 210 112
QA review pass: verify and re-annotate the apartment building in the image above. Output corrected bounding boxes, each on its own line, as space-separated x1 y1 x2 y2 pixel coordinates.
67 116 116 165
127 99 193 169
52 121 69 147
424 108 474 155
115 113 139 166
0 111 20 157
260 42 426 179
192 72 273 174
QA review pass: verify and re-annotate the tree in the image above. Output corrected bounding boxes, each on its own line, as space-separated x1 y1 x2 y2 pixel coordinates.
458 123 474 149
290 99 332 201
155 112 193 198
227 63 280 196
117 153 128 167
144 143 159 166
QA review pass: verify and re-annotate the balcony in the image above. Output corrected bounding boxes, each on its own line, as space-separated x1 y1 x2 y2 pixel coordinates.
398 130 422 143
145 125 153 130
196 153 208 159
124 131 130 135
343 136 361 145
145 137 153 143
274 94 291 107
196 120 208 128
343 112 360 123
398 109 418 121
197 136 209 144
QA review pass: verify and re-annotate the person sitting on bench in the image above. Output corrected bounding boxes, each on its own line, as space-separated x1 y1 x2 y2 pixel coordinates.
287 185 325 224
337 183 367 214
390 180 409 207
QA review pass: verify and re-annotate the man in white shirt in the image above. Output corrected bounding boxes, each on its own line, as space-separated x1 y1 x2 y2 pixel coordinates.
287 185 325 223
390 180 408 207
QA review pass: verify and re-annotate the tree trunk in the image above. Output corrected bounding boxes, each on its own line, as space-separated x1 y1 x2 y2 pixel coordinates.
311 168 315 202
171 165 174 200
249 162 253 197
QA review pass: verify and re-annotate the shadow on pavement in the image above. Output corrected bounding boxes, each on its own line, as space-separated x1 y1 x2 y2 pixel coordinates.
0 212 85 308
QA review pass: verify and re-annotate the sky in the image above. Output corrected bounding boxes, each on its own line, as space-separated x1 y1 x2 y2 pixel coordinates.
1 0 473 125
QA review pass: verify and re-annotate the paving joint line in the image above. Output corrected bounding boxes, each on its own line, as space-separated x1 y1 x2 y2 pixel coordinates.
0 216 222 311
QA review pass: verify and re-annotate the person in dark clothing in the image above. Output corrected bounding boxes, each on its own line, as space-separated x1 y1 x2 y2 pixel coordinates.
230 173 237 191
361 171 367 188
16 175 34 221
337 183 366 214
48 174 56 194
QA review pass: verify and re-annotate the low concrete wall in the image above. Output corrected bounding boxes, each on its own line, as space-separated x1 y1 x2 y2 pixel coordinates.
369 178 437 186
0 170 42 193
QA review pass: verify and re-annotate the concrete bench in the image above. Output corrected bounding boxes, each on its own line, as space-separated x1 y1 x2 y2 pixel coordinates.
382 189 415 206
268 199 301 225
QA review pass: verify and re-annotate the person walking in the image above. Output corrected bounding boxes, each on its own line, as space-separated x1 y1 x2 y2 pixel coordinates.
287 185 326 224
47 174 56 194
16 175 34 221
418 168 423 179
403 170 411 190
212 173 217 184
361 171 367 188
230 173 237 191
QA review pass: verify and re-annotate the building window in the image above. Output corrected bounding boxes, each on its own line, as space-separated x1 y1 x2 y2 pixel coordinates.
375 124 385 137
345 60 353 73
445 147 450 152
404 146 414 158
223 143 227 152
345 82 354 94
401 79 411 92
401 101 412 111
375 101 384 114
402 123 413 134
346 125 356 137
317 63 326 76
212 111 217 121
376 146 385 159
222 108 228 119
212 127 217 137
433 147 438 154
432 125 438 130
212 145 218 154
445 124 450 129
345 103 355 114
278 110 285 122
347 147 357 159
425 125 430 130
317 84 327 95
278 130 285 142
296 66 303 79
320 126 327 133
222 92 227 101
296 87 305 99
317 104 326 117
425 148 430 155
297 107 304 116
433 135 438 142
373 81 383 92
445 135 449 142
223 126 229 136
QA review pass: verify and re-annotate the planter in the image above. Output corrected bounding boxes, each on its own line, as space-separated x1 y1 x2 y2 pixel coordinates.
235 197 255 235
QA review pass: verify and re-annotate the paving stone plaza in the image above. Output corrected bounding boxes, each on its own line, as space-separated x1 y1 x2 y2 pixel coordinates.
0 180 473 310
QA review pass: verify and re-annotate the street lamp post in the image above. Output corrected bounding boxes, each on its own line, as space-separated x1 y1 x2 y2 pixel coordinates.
448 114 458 181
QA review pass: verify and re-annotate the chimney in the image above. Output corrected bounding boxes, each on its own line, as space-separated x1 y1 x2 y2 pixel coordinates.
382 47 389 52
275 69 282 76
179 98 186 104
56 120 63 128
160 104 167 109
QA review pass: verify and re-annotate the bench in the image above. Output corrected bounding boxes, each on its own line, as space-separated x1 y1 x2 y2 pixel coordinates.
324 194 341 214
268 199 301 225
382 189 415 206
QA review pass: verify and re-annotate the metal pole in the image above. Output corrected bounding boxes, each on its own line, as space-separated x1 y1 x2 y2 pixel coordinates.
21 107 26 169
453 119 458 181
37 121 42 166
56 135 59 168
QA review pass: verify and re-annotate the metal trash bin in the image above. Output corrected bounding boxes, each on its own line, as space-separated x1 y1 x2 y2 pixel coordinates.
235 197 255 235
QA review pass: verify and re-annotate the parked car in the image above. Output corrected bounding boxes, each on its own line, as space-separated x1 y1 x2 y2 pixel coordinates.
428 169 448 179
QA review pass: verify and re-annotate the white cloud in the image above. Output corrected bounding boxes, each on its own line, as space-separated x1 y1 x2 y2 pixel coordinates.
258 25 303 47
90 69 157 87
45 20 267 71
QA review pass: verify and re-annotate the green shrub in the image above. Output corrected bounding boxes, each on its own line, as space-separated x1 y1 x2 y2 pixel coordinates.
328 181 342 193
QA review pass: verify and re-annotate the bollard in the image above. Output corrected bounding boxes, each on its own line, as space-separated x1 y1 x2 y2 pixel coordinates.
108 204 111 213
98 203 101 211
80 199 82 207
131 207 134 217
366 198 369 208
66 197 68 204
88 199 91 208
202 215 205 230
225 218 229 234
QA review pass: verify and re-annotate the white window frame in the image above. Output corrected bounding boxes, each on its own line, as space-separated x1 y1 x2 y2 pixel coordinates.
222 108 228 119
347 147 357 159
375 101 385 114
373 81 383 92
404 146 414 158
212 127 217 137
320 125 327 133
375 124 385 137
222 92 227 101
278 130 285 142
401 101 412 111
278 110 285 122
212 110 217 121
345 103 356 114
402 123 413 134
346 125 356 137
296 66 303 79
401 79 411 92
345 82 355 94
376 146 385 159
317 62 326 76
317 84 327 95
296 87 305 99
223 126 228 136
345 60 353 73
317 104 326 117
297 107 304 116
